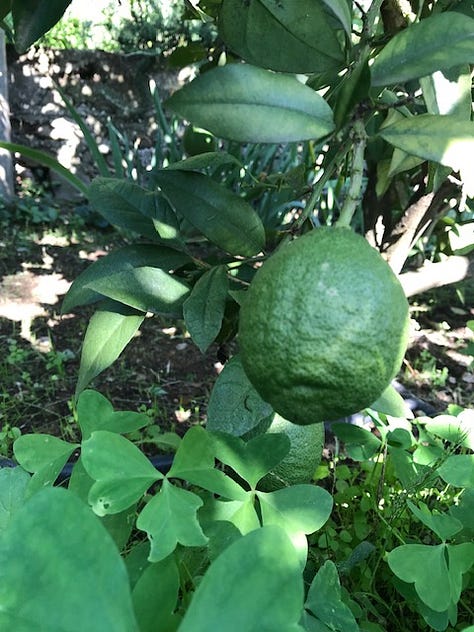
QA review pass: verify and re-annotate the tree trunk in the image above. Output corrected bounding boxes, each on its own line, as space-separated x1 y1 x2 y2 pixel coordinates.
399 255 474 298
0 29 14 201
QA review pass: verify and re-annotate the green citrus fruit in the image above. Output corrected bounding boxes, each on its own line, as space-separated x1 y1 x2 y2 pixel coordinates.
183 126 217 156
238 227 409 425
247 413 325 491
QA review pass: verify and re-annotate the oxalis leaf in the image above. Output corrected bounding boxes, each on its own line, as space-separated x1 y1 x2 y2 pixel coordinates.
82 430 162 516
76 299 145 398
179 526 304 632
305 560 359 631
371 12 474 86
0 487 139 632
166 63 335 143
136 479 208 562
155 169 265 256
387 542 474 612
183 265 229 352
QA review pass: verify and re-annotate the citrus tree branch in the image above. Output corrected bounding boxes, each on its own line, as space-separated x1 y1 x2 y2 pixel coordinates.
336 119 367 228
399 254 474 297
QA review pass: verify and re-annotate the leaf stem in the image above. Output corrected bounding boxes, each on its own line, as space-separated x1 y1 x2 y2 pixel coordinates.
335 118 367 227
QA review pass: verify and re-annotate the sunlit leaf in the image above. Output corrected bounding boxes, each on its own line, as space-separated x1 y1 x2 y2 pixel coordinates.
166 63 335 143
371 12 474 86
76 299 145 398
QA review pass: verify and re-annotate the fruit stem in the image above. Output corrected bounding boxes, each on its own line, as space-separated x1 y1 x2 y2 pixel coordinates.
335 118 367 228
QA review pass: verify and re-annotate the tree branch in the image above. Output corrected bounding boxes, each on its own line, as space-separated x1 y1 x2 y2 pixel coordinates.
399 254 474 297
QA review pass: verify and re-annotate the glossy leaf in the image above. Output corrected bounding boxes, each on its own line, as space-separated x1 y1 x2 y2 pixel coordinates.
321 0 352 36
0 487 139 631
155 169 265 256
180 526 304 632
166 63 335 143
211 431 290 488
136 479 208 562
168 426 247 501
305 561 359 631
76 390 149 440
437 455 474 488
371 12 474 86
76 299 145 398
132 556 181 632
82 431 162 516
206 355 273 435
420 65 472 119
0 467 30 533
184 266 229 352
62 244 190 313
86 266 190 315
219 0 343 73
12 0 72 52
165 151 241 172
88 177 169 240
379 114 474 196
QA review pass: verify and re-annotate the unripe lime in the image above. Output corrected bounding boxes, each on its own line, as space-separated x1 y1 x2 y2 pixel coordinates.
238 227 409 425
247 413 324 491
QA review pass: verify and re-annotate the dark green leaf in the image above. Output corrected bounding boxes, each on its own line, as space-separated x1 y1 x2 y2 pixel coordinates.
165 151 241 172
184 266 229 352
155 169 265 256
132 556 181 632
86 266 190 315
180 526 304 632
0 2 12 22
206 355 273 435
76 300 145 398
219 0 343 73
371 12 474 86
88 177 170 240
136 479 208 562
305 561 359 631
12 0 72 52
0 487 139 631
62 244 190 313
166 63 335 143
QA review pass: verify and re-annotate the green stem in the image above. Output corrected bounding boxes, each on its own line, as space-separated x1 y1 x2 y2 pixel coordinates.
335 118 367 228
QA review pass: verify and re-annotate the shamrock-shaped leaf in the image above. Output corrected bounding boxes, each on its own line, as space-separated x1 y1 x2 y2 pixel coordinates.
82 431 162 516
136 479 208 562
77 389 149 440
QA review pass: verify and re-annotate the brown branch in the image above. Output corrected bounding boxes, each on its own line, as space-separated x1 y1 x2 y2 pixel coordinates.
399 255 474 297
